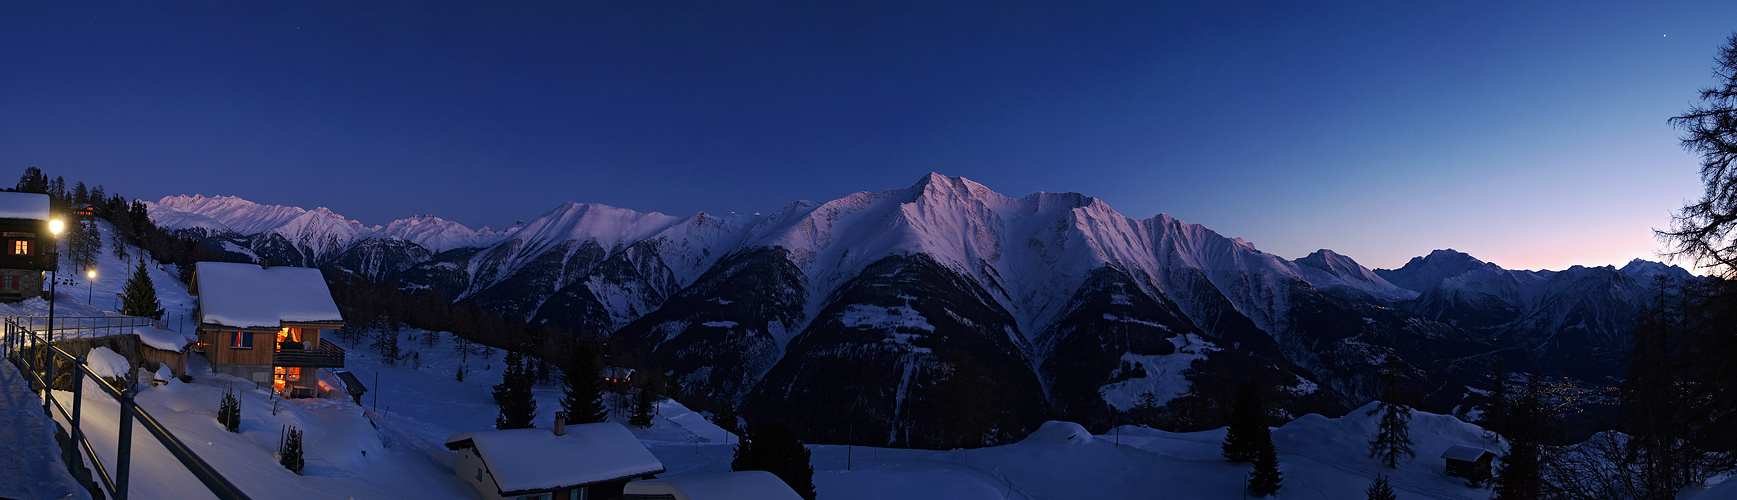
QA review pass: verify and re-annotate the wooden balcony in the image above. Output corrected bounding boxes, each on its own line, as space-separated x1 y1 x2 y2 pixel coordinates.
274 339 345 369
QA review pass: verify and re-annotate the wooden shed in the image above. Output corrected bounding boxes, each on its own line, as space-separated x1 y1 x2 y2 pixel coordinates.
1441 444 1496 482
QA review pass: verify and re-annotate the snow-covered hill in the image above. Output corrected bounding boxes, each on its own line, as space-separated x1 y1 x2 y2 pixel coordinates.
147 195 504 271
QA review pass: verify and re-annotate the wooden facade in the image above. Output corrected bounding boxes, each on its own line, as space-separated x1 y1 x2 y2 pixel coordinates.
0 216 51 302
197 323 342 397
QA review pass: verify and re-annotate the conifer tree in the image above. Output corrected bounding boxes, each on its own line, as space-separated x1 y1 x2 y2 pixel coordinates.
1368 366 1416 468
732 421 817 500
1132 392 1161 427
279 425 305 475
1222 381 1264 462
711 401 742 436
629 382 658 428
1493 377 1548 500
218 387 241 432
493 349 537 429
1247 431 1282 497
1366 474 1396 500
560 340 607 424
1485 359 1509 436
120 258 164 319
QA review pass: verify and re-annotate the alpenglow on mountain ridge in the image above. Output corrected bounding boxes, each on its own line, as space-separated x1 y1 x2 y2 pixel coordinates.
147 173 1689 448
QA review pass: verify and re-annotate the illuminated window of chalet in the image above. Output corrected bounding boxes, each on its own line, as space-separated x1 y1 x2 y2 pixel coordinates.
230 331 253 349
274 366 301 381
10 240 28 255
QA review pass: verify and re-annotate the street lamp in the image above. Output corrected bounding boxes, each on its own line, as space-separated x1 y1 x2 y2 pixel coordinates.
86 269 95 303
41 219 62 414
45 219 63 341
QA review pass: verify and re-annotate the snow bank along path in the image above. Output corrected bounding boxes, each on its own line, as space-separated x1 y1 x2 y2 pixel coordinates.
0 358 90 499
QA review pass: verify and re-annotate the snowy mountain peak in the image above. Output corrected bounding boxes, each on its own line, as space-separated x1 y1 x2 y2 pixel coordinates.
1376 248 1503 292
1293 249 1419 302
1619 258 1695 283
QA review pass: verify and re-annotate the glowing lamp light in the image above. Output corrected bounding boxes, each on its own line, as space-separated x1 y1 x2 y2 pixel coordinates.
87 269 95 279
48 219 63 236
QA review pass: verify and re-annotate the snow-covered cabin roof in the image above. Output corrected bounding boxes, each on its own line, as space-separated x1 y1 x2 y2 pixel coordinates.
444 422 664 495
622 471 803 500
1440 445 1494 462
0 192 50 221
192 262 342 330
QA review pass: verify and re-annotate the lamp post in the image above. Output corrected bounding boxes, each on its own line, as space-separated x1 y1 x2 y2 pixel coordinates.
46 219 63 341
41 219 61 415
86 269 95 304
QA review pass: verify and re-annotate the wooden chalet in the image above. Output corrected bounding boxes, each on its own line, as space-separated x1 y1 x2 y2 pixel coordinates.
446 415 665 500
0 192 53 302
1441 444 1496 483
190 261 345 398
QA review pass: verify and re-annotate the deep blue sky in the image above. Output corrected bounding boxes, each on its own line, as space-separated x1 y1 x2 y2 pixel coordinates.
3 2 1732 271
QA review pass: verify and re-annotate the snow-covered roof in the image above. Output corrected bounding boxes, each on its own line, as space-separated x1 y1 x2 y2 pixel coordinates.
444 422 664 494
1440 444 1493 462
194 262 342 329
0 192 50 221
134 326 192 352
622 471 803 500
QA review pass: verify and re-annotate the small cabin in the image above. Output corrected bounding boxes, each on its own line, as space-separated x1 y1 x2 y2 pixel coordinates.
1441 444 1496 482
446 415 665 500
70 203 97 218
190 262 345 398
0 192 52 302
623 471 803 500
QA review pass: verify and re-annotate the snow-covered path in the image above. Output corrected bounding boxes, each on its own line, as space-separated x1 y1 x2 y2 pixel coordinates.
0 360 91 500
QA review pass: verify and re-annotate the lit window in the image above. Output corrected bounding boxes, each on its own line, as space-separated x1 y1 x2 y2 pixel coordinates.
231 332 253 349
11 240 28 255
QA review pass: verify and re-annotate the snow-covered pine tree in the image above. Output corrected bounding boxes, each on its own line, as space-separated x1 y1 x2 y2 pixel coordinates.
1222 382 1264 462
493 349 537 429
1366 474 1396 500
120 258 164 319
732 421 817 500
560 340 607 424
1247 430 1282 497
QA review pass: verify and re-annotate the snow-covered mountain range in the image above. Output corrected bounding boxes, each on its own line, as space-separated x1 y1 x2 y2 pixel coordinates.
149 174 1690 448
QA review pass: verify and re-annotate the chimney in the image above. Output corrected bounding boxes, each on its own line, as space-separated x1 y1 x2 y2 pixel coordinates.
554 411 567 436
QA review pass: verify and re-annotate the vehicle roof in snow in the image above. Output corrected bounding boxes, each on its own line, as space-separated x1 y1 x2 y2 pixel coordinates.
0 192 50 221
622 471 802 500
192 262 342 329
445 422 664 495
1440 444 1494 462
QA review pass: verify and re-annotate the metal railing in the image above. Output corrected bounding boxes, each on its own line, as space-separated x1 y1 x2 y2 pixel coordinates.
2 316 251 500
9 315 159 341
273 339 346 369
